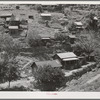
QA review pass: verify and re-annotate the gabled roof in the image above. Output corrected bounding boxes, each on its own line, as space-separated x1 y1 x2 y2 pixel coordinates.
56 52 77 59
34 60 62 68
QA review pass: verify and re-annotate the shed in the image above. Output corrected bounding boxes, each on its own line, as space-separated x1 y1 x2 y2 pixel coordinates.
74 21 83 29
40 13 51 21
53 52 80 70
68 35 77 44
31 60 62 73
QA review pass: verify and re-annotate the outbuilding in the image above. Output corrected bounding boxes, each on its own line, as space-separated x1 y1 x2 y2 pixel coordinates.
31 60 62 73
74 21 83 29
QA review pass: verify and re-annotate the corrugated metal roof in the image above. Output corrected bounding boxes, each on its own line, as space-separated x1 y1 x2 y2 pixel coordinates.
57 52 77 59
9 26 18 29
35 60 62 68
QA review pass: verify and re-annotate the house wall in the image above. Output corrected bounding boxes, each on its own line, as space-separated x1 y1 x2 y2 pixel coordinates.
9 29 18 34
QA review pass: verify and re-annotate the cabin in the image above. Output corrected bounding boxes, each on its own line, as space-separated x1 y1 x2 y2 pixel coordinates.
31 60 62 73
68 35 77 44
8 26 19 34
39 34 53 46
40 13 51 21
74 21 83 29
53 52 80 70
6 17 20 26
0 13 13 20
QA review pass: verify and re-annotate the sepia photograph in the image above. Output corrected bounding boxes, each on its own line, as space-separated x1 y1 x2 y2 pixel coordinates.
0 1 100 96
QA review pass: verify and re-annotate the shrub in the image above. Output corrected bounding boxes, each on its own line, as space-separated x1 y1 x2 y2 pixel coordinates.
33 65 65 91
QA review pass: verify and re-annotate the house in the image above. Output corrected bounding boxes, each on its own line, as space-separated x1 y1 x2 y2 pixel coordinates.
53 52 80 70
40 13 51 21
39 34 53 46
6 17 20 26
74 21 83 29
31 60 62 73
0 13 13 19
8 26 19 34
68 35 77 44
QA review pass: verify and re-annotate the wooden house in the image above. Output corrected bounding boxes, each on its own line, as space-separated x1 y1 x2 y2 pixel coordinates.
53 52 80 70
31 60 62 73
6 17 20 27
9 26 19 34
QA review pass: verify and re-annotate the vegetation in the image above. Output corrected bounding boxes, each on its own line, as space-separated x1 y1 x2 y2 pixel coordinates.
33 65 65 91
26 29 42 47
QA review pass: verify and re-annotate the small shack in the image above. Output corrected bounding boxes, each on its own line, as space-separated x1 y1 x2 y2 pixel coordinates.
74 21 83 29
31 60 62 73
9 26 19 34
68 35 77 44
53 52 80 70
40 13 51 21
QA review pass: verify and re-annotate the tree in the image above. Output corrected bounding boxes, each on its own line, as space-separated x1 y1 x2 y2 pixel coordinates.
6 59 20 88
35 4 43 13
85 10 98 31
26 29 42 47
33 65 65 91
72 31 99 59
0 33 21 87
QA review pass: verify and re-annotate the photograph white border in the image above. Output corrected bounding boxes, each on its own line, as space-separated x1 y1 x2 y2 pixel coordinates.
0 1 100 99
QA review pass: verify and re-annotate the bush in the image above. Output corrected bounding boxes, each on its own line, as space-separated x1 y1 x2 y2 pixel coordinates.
33 65 65 91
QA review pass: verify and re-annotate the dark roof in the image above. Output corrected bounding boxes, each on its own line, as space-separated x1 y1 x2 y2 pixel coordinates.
33 60 62 68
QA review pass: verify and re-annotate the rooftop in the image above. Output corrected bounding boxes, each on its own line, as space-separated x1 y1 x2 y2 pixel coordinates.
6 17 20 21
9 26 18 29
41 13 51 17
0 13 12 17
74 22 83 26
34 60 62 68
56 52 77 59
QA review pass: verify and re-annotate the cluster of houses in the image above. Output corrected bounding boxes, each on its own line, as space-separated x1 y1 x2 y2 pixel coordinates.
31 52 89 73
0 13 29 35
